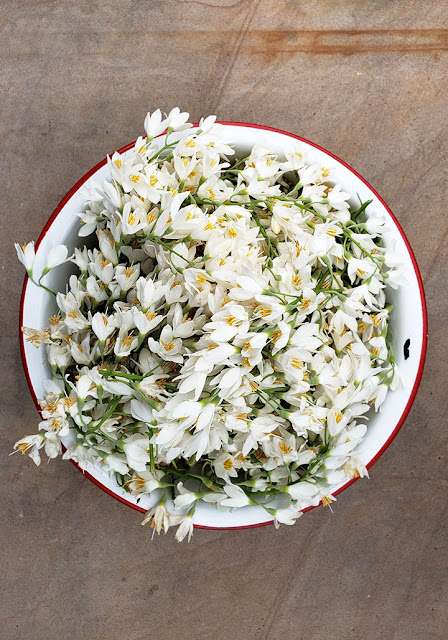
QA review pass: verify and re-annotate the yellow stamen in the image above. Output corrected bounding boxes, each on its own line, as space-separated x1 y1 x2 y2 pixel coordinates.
300 298 311 310
121 336 134 348
17 442 32 454
322 495 335 507
279 442 293 454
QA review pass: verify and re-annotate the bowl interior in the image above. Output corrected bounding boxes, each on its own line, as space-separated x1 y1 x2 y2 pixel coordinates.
21 124 426 528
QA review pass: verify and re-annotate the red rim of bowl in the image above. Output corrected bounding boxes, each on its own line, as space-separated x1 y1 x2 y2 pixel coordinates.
19 121 428 531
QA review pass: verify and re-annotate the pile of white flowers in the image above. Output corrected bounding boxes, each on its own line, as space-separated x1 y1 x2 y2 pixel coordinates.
14 108 404 541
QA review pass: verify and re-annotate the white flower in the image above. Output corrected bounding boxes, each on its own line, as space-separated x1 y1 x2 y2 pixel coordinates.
46 344 72 372
286 481 319 502
204 305 249 342
144 109 170 139
103 453 129 475
136 277 165 311
62 440 97 470
141 503 170 534
343 456 369 479
43 432 62 459
123 434 151 472
38 416 69 437
197 114 217 134
173 482 198 509
91 312 117 343
15 242 35 274
166 107 192 133
175 514 194 542
22 326 52 348
44 244 69 270
128 470 164 494
273 505 303 528
221 484 251 508
147 325 183 363
133 308 163 337
13 434 45 465
115 264 140 292
130 399 155 424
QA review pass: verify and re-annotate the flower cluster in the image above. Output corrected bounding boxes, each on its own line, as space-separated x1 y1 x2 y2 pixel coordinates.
14 108 404 541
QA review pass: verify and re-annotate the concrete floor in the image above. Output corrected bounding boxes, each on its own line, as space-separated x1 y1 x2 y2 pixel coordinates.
1 2 447 639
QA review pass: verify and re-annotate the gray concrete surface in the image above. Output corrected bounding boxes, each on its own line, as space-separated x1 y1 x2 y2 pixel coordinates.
1 2 447 639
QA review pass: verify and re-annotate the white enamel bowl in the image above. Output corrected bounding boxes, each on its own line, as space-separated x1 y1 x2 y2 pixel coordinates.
20 123 427 529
